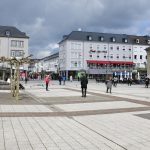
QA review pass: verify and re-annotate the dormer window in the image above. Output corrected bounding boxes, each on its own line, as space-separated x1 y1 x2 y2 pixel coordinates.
123 38 128 43
99 36 104 41
87 36 92 41
147 40 150 44
5 30 10 37
111 37 116 42
136 39 139 43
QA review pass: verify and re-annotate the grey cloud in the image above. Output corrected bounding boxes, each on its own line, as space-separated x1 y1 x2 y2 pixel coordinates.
0 0 150 57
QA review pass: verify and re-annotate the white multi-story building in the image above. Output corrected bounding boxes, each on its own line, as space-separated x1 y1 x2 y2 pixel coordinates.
0 26 29 59
0 26 29 79
41 52 59 73
29 52 59 74
59 31 150 79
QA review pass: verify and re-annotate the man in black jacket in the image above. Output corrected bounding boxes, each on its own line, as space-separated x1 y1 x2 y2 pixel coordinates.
80 74 88 97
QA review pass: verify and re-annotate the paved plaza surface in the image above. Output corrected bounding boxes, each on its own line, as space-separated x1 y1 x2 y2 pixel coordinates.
0 80 150 150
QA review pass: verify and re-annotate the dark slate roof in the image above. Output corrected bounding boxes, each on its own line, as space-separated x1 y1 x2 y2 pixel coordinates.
42 52 59 61
59 31 150 45
0 25 29 38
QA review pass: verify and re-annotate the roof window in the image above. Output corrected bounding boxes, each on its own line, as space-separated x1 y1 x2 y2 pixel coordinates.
136 39 139 43
147 39 150 44
111 37 116 42
99 36 104 41
87 36 92 41
122 38 128 43
5 30 10 36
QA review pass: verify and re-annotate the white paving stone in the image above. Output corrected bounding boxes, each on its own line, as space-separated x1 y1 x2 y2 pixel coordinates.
26 88 87 97
74 113 150 149
0 105 52 112
1 80 150 149
55 101 147 112
0 117 128 150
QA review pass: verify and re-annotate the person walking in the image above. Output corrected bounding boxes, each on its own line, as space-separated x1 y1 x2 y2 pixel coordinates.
145 77 149 88
80 74 88 97
58 75 62 85
113 76 118 87
106 76 113 93
70 75 73 82
44 75 50 91
62 75 66 85
128 78 132 86
25 76 28 84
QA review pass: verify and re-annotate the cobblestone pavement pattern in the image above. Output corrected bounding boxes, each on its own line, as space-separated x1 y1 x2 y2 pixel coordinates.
0 80 150 150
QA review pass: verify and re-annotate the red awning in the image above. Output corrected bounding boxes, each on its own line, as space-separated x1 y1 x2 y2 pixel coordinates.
86 60 134 65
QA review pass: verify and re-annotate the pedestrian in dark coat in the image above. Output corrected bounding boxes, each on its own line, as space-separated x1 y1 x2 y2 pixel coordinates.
80 74 88 97
25 76 28 84
127 78 132 86
145 78 149 88
58 75 62 85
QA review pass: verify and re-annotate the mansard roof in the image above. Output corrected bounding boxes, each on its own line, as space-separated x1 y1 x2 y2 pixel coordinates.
0 25 29 38
59 31 150 45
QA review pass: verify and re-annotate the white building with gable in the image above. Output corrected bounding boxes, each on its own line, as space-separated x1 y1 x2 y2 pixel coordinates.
0 25 29 80
59 31 150 80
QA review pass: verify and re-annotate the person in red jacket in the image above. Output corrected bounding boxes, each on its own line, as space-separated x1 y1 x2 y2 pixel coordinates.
44 75 50 91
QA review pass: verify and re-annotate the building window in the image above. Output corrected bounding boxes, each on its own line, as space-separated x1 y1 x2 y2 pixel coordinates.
123 55 126 59
99 36 104 41
111 37 116 42
116 55 119 59
11 40 24 48
122 46 125 51
140 55 142 59
97 55 99 58
71 43 74 49
110 46 113 50
129 56 131 59
117 46 119 50
11 50 24 57
122 38 128 43
104 55 106 58
78 61 82 67
110 55 113 58
136 39 139 43
78 52 82 58
71 61 78 68
5 30 10 36
134 55 137 59
11 40 17 47
89 44 93 49
147 40 150 44
89 55 92 58
146 55 147 59
75 62 77 67
87 36 92 41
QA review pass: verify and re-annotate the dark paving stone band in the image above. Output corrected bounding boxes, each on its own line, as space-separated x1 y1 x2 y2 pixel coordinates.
0 107 150 117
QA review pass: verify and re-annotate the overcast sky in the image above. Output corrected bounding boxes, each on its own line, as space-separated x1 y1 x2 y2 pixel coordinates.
1 0 150 58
